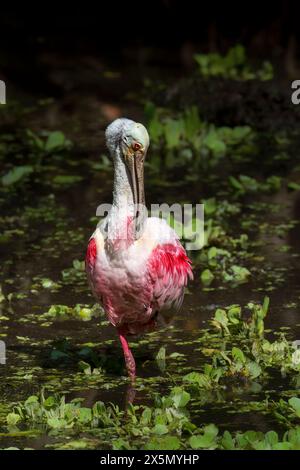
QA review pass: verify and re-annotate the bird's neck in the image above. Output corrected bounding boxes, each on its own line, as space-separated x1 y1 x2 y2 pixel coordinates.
112 147 135 213
107 148 145 251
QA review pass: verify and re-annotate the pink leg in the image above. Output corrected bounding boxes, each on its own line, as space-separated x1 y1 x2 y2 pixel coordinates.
118 329 136 380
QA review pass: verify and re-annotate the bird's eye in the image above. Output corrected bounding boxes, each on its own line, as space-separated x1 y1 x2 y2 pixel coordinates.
132 142 142 151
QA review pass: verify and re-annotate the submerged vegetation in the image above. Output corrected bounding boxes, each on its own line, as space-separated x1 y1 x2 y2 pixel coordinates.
5 384 300 450
1 44 300 449
4 298 300 450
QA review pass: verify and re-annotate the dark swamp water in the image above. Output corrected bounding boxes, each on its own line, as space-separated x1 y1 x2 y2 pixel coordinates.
1 56 300 449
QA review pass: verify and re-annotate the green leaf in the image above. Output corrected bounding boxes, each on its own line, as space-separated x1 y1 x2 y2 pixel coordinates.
231 265 251 283
273 442 292 450
189 425 218 449
184 106 202 141
78 360 92 375
144 436 181 450
52 175 83 185
156 346 166 361
208 246 218 259
229 175 244 190
41 278 57 289
247 361 262 379
204 130 226 155
112 438 131 450
152 424 169 435
183 372 212 389
213 309 229 331
55 439 90 450
45 131 66 152
156 346 166 372
203 198 217 216
73 259 84 270
265 431 278 446
43 396 56 409
26 129 45 150
47 417 67 429
2 165 33 186
227 305 242 324
170 387 190 408
262 296 270 317
201 269 214 286
6 413 21 426
78 407 92 424
164 118 183 149
221 430 235 450
289 397 300 418
24 395 39 406
288 182 300 191
232 347 246 364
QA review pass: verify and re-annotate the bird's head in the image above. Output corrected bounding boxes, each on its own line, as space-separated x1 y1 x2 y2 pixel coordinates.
105 118 149 208
105 118 149 159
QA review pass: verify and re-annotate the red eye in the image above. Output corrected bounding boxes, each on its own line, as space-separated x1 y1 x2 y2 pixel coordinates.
133 142 141 151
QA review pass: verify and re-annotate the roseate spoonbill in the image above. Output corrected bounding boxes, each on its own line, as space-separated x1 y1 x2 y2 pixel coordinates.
86 118 193 379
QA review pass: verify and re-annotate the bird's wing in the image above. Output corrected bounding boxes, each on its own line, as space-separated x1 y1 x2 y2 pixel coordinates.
85 227 105 300
86 237 97 274
147 239 193 313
